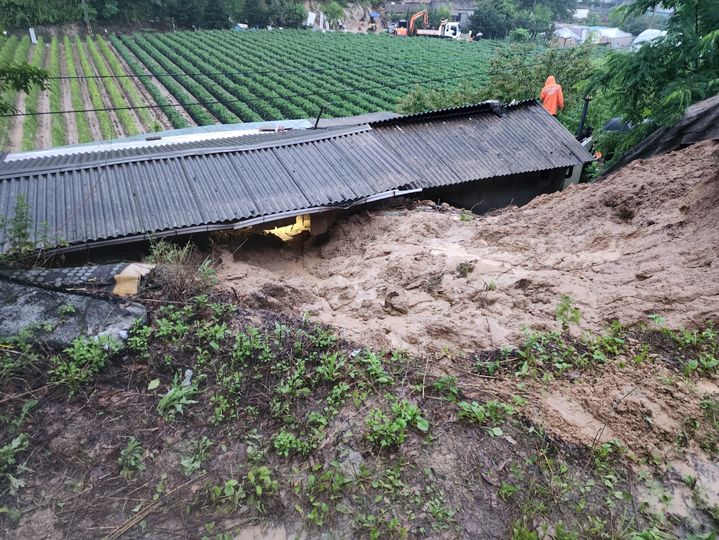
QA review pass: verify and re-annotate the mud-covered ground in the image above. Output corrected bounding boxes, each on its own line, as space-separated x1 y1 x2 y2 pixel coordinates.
1 142 718 539
1 292 717 539
217 141 719 356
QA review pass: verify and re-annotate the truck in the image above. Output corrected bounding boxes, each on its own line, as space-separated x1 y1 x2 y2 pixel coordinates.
393 10 463 40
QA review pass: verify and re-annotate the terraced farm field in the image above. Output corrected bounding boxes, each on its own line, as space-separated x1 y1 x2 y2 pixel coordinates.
0 33 173 152
1 30 502 153
117 30 500 123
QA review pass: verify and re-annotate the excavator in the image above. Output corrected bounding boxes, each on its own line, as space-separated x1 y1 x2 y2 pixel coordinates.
393 9 463 39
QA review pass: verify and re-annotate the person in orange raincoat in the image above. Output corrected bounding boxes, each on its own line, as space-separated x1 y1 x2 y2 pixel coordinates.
540 75 564 116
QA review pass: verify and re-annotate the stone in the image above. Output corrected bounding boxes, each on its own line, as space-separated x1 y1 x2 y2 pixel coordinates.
0 280 146 349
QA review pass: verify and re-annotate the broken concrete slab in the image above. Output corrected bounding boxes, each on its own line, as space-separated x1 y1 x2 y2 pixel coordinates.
0 262 155 296
0 279 146 349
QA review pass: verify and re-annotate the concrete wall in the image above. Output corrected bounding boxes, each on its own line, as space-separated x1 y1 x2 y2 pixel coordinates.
425 168 570 214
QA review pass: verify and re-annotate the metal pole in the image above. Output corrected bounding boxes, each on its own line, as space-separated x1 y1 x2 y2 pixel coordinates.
576 95 591 139
313 106 324 129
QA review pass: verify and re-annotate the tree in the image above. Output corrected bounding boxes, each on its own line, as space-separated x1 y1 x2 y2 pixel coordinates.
469 0 516 38
429 6 451 28
588 0 719 126
243 0 270 26
203 0 231 28
0 63 48 115
323 1 344 29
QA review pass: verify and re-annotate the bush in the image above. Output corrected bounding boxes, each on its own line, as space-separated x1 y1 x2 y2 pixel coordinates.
509 28 531 42
148 240 218 300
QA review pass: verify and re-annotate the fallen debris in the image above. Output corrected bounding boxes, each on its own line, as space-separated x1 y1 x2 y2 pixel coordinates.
0 280 146 348
217 141 719 356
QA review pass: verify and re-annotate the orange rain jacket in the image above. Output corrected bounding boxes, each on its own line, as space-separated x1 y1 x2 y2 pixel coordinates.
540 75 564 116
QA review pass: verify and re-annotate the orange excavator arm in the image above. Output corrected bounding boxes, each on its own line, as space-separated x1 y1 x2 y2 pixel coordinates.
408 9 428 36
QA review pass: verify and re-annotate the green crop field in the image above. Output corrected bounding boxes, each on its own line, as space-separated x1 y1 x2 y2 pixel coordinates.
2 30 507 152
118 30 504 124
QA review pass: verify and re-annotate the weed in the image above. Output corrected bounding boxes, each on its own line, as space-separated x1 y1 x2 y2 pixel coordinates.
0 194 56 267
57 303 77 317
50 335 121 394
432 376 459 401
485 280 497 291
365 399 429 450
181 436 213 475
317 351 346 382
359 350 393 386
459 209 472 222
499 481 519 501
0 434 28 495
246 465 278 507
556 295 581 331
127 323 152 357
196 322 228 351
118 437 146 480
209 477 245 509
457 399 514 427
457 400 487 423
157 371 200 422
428 491 455 529
147 240 217 300
455 261 474 278
273 430 313 457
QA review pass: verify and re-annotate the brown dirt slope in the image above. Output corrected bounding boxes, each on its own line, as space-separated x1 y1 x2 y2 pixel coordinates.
217 140 719 356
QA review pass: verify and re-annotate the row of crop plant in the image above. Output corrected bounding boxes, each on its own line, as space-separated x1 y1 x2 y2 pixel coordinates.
0 35 172 152
117 29 502 125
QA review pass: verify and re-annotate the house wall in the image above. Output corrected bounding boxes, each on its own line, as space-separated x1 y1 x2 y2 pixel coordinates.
424 168 569 214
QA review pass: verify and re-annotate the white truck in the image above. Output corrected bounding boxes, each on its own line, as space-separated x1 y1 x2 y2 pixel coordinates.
416 21 462 39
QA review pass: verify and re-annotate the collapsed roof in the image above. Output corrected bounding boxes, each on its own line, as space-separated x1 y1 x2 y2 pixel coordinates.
0 100 593 253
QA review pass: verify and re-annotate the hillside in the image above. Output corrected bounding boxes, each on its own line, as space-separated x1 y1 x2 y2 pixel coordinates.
1 141 717 539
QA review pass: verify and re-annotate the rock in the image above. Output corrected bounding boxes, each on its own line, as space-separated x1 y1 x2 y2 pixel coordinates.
0 280 146 349
384 285 409 314
338 448 365 477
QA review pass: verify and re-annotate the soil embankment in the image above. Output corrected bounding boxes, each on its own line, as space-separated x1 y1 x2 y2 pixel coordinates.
218 140 719 355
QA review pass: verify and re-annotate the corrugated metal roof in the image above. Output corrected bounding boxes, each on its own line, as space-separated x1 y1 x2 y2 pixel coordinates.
0 100 593 253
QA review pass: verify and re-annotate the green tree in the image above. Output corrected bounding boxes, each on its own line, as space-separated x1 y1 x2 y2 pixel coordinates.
588 0 719 127
204 0 231 28
469 0 516 38
0 62 48 115
323 1 344 29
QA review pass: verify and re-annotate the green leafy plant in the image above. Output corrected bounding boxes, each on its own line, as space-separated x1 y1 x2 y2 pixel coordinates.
50 335 121 394
556 295 581 331
118 437 146 480
180 436 213 475
157 372 200 422
456 262 474 278
0 434 29 495
365 400 429 450
273 430 312 457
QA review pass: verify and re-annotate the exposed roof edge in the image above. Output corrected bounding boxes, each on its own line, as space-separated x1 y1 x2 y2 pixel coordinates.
44 187 422 255
369 99 538 127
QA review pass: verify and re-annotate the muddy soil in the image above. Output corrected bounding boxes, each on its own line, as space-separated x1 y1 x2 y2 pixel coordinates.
217 141 719 356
